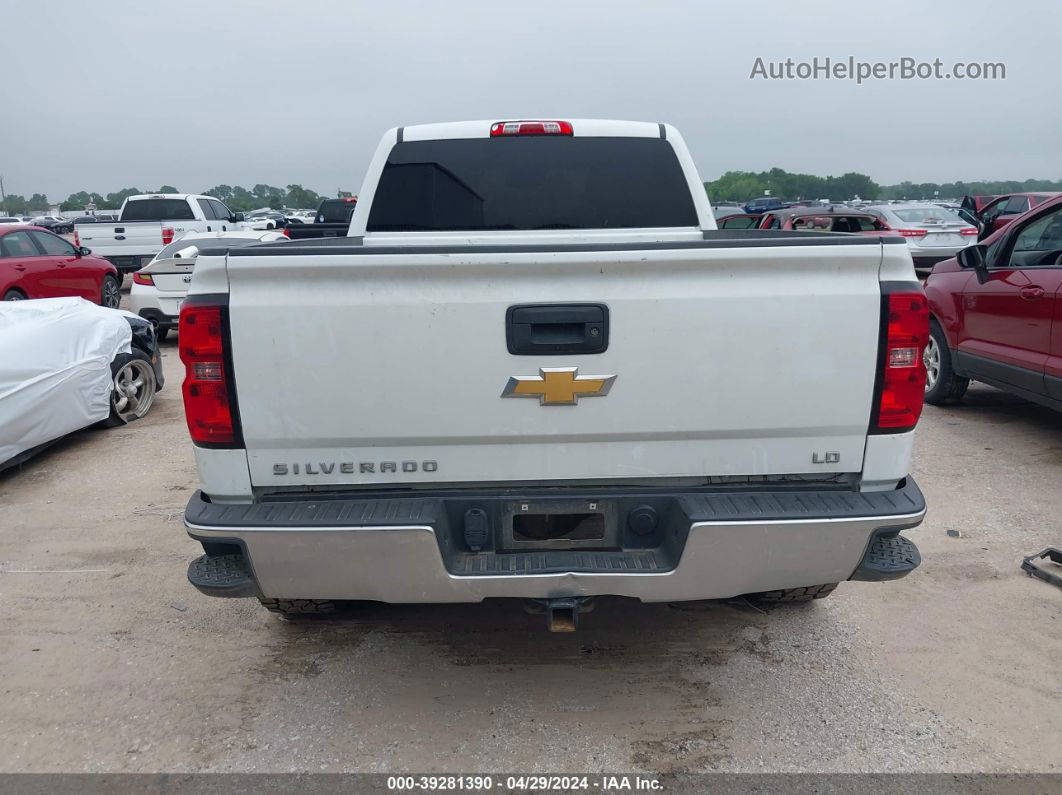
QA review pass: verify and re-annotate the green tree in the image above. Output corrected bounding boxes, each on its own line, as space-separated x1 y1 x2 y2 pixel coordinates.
205 184 234 202
27 193 49 211
105 187 142 208
284 184 322 209
60 191 106 212
3 194 28 215
157 185 178 193
705 167 881 203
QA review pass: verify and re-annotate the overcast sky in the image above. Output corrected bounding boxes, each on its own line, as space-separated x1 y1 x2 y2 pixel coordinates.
3 0 1059 201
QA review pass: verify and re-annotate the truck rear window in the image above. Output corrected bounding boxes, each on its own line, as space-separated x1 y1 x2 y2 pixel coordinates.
317 200 357 224
121 199 195 221
366 137 698 231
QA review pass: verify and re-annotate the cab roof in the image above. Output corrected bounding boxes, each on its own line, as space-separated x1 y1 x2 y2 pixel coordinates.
398 119 666 141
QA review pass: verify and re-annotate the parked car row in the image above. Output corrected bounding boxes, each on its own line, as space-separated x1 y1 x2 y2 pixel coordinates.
714 203 978 273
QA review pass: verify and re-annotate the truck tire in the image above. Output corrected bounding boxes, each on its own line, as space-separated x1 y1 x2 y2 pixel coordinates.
923 320 969 405
752 582 838 603
259 598 336 616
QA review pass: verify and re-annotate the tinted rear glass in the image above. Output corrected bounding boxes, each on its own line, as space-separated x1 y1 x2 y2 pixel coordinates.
366 137 698 232
318 200 357 224
121 199 195 221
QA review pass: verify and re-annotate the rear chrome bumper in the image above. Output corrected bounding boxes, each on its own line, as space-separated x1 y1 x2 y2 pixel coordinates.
185 479 926 603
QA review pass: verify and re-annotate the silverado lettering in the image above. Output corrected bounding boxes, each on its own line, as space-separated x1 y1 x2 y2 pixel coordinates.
272 461 438 476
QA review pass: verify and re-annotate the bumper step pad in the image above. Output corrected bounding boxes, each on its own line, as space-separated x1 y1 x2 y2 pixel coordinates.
850 533 921 581
450 549 666 576
187 553 260 598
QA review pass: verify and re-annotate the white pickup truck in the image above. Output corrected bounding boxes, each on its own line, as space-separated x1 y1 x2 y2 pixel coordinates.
74 194 245 275
179 119 929 631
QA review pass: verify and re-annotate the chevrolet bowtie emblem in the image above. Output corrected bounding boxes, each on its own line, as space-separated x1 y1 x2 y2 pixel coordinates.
501 367 616 406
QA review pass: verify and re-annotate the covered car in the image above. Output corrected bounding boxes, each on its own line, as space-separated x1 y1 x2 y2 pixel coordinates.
0 297 164 469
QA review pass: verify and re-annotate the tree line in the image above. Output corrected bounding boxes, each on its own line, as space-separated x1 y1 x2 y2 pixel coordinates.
0 184 327 215
6 172 1062 216
705 168 1062 203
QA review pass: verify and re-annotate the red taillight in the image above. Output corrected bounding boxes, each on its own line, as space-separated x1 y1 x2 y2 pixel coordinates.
490 120 573 137
132 271 153 285
960 227 978 236
897 229 927 238
179 300 240 446
74 229 80 247
282 227 290 238
872 289 929 433
162 227 175 245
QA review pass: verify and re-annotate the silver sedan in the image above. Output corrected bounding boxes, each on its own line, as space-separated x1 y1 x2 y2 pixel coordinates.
863 204 977 273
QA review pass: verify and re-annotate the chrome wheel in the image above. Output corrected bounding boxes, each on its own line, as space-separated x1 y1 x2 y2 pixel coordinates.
112 359 156 422
102 276 121 309
923 335 940 391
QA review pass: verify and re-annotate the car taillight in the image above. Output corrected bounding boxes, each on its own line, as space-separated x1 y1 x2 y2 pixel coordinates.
960 227 978 236
897 229 927 238
74 229 80 247
132 271 153 285
282 227 290 238
162 227 175 245
490 120 573 137
871 287 929 434
179 299 241 446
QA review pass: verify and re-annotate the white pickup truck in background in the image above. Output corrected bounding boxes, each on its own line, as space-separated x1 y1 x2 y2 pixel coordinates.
74 194 246 276
179 119 929 631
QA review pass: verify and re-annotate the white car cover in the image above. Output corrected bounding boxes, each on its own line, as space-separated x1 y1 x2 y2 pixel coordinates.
0 298 135 465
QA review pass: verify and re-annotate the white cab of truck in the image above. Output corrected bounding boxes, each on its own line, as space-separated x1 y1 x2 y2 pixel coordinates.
75 194 245 275
179 119 929 630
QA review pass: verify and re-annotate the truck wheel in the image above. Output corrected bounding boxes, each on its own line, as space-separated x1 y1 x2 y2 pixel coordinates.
923 320 969 405
752 582 838 603
259 598 336 616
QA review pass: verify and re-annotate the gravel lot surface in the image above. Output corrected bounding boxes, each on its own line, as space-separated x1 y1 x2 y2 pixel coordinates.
1 310 1060 774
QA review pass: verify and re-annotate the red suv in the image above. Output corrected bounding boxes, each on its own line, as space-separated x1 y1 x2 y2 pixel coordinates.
923 195 1062 410
974 192 1060 239
1 226 121 308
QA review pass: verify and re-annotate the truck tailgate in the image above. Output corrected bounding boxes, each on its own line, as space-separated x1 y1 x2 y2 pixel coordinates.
226 241 885 488
77 222 164 257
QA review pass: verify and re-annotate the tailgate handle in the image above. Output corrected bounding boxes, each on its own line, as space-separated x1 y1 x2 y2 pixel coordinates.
506 303 609 355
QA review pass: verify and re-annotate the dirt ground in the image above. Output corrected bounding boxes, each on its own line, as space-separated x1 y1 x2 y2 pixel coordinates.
1 314 1060 774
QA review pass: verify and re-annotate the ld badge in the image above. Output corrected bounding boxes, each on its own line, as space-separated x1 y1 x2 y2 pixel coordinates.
501 367 616 406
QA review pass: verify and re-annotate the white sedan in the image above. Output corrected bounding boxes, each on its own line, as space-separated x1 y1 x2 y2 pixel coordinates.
128 230 287 339
863 204 978 273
